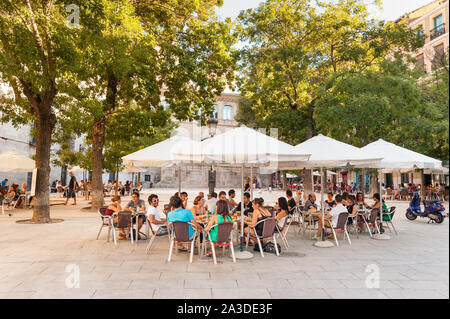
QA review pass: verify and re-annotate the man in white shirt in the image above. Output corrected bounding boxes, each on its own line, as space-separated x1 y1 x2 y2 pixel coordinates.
206 192 218 214
146 194 168 235
314 194 348 240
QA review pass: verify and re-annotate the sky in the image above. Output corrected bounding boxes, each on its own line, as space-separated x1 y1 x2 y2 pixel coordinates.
215 0 435 22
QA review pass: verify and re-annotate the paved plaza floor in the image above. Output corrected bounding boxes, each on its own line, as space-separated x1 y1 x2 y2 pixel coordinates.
0 188 448 299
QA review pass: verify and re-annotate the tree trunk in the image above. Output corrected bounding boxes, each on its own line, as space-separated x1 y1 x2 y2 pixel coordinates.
91 76 117 209
306 101 315 139
91 118 106 210
32 110 56 223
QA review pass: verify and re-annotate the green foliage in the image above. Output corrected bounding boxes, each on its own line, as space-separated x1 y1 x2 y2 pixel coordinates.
315 53 449 161
52 0 237 172
0 1 79 125
236 0 421 140
234 96 258 129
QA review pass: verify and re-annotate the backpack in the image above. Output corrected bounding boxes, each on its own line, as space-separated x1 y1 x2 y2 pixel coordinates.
253 241 281 254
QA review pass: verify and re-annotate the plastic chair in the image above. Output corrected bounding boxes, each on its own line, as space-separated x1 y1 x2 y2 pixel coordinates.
1 197 15 215
363 209 381 238
383 206 398 235
167 221 198 263
109 211 134 246
327 212 351 246
145 217 170 255
205 222 236 264
96 207 111 240
245 217 279 258
275 215 290 250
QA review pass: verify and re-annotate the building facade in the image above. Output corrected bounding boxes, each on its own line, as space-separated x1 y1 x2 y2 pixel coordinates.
156 92 257 189
399 0 449 73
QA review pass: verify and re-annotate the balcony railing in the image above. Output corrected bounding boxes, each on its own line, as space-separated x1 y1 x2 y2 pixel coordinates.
430 23 446 41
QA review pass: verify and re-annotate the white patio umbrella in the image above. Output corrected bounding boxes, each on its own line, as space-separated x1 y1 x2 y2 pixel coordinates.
360 139 443 240
293 134 383 248
361 139 442 170
122 134 202 194
174 125 311 258
0 150 35 172
188 126 311 166
123 134 202 167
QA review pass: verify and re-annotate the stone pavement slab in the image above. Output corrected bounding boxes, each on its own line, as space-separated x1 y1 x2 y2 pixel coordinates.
0 188 448 299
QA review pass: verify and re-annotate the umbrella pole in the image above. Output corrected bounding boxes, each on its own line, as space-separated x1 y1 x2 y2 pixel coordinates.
373 169 391 240
178 165 181 196
250 166 253 200
240 164 245 250
314 167 334 248
236 164 253 259
320 167 325 240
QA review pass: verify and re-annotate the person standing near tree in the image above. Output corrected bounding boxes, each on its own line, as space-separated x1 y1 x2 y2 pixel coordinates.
65 172 78 206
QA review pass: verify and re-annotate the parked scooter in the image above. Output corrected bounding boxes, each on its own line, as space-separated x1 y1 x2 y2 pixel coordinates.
406 190 447 224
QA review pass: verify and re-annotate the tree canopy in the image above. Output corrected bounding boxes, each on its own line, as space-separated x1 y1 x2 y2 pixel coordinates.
236 0 422 144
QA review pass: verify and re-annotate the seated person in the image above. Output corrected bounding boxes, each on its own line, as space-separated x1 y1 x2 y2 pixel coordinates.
180 192 188 209
167 196 204 241
314 194 348 240
204 200 233 257
346 195 363 229
325 192 336 209
124 191 146 232
15 183 27 208
304 194 318 212
356 192 369 209
341 192 349 206
191 196 208 221
4 186 16 204
286 189 296 215
369 193 381 210
105 195 126 240
236 192 253 216
274 197 289 230
244 197 272 245
227 189 239 210
146 194 168 236
205 192 218 214
218 191 227 201
0 185 6 201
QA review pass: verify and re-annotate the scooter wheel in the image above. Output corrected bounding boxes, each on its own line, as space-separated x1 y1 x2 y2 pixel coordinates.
406 211 417 221
432 214 445 224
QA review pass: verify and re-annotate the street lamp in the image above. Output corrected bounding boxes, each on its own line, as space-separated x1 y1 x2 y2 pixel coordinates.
206 117 218 138
205 117 218 194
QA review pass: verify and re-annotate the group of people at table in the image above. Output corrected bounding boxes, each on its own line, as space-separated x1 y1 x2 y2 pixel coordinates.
102 186 387 256
305 191 386 240
0 179 28 209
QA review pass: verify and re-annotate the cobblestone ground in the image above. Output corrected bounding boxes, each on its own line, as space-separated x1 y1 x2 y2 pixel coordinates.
0 188 448 299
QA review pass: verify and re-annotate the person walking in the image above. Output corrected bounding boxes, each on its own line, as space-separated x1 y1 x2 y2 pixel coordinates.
65 172 78 206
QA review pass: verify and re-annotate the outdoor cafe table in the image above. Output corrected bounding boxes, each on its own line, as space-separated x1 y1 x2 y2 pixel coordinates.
301 210 321 239
129 211 149 243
